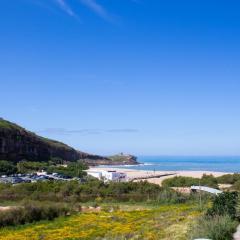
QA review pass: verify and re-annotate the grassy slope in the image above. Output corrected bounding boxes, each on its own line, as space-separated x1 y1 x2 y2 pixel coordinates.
108 154 136 163
0 118 73 151
0 204 200 240
109 155 127 162
0 119 22 131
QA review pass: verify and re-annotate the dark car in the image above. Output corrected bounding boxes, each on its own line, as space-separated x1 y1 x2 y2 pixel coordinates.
10 177 24 184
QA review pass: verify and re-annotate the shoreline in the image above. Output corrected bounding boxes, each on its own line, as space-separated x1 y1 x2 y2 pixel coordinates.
89 167 229 185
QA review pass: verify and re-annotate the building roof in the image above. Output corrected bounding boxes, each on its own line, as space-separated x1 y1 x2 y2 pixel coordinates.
191 186 222 195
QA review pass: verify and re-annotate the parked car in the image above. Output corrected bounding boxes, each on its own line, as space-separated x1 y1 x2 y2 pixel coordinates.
10 177 25 184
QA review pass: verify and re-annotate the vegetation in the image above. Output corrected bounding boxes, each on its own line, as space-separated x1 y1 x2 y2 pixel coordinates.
162 174 218 188
188 192 240 240
0 179 197 203
0 118 107 164
0 201 69 227
162 173 240 189
47 162 88 178
188 214 238 240
207 192 238 219
17 161 48 174
0 177 237 239
40 136 75 150
0 204 200 240
232 180 240 191
108 154 136 163
0 159 88 178
0 119 23 130
0 161 17 176
216 173 240 184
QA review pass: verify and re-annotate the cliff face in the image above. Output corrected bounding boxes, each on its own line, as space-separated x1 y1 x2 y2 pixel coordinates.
0 119 106 163
0 119 139 165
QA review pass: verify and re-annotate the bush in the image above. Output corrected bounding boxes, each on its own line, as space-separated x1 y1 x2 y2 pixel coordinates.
162 174 218 188
234 195 240 220
0 201 69 227
162 176 198 187
47 162 88 178
188 215 238 240
207 192 238 219
17 161 48 174
0 160 17 176
201 174 218 188
217 174 240 184
232 179 240 191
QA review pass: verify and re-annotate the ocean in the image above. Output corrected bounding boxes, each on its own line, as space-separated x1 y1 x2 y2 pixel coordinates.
100 156 240 173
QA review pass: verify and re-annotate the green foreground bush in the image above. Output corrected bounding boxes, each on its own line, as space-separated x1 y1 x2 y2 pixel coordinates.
188 215 238 240
207 192 238 219
0 202 69 227
188 192 240 240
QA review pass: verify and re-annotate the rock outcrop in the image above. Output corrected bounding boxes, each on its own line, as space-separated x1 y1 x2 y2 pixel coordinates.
84 154 139 166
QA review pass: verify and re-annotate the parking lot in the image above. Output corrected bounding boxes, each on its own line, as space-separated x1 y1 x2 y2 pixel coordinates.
0 173 79 184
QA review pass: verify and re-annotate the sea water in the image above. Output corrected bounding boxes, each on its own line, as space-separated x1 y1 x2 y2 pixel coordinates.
100 156 240 173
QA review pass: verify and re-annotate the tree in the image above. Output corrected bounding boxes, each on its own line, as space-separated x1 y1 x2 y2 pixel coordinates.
0 160 17 176
47 162 88 178
17 161 48 174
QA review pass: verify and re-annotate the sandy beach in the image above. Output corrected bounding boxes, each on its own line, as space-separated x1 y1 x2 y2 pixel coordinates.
89 167 229 185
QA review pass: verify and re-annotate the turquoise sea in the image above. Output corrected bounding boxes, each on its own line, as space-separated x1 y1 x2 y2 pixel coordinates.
101 156 240 173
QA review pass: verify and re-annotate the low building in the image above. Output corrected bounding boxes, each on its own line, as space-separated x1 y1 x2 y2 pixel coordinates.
86 170 127 182
87 171 103 180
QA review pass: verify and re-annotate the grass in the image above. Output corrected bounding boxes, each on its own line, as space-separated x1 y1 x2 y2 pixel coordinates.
0 119 23 131
108 154 134 163
0 203 201 240
188 215 238 240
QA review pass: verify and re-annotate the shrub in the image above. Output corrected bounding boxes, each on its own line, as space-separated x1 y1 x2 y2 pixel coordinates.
188 215 238 240
201 174 218 188
0 160 17 176
17 161 48 174
47 162 88 178
207 192 238 219
232 179 240 191
162 176 198 187
0 201 69 227
234 194 240 220
217 174 240 184
162 174 219 188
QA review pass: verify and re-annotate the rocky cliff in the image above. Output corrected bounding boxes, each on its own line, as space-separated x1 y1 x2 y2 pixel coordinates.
0 118 107 163
0 118 139 165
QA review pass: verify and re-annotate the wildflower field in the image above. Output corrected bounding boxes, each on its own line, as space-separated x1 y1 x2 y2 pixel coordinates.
0 204 200 240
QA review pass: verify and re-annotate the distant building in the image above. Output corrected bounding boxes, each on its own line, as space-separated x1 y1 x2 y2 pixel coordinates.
87 171 102 179
86 170 127 182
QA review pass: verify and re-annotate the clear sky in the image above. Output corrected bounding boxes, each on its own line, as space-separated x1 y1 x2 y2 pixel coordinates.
1 0 240 156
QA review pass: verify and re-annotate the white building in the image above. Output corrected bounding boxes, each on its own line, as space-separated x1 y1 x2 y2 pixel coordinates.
87 171 102 179
87 170 127 182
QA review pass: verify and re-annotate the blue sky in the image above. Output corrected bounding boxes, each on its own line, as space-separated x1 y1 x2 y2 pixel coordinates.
1 0 240 156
